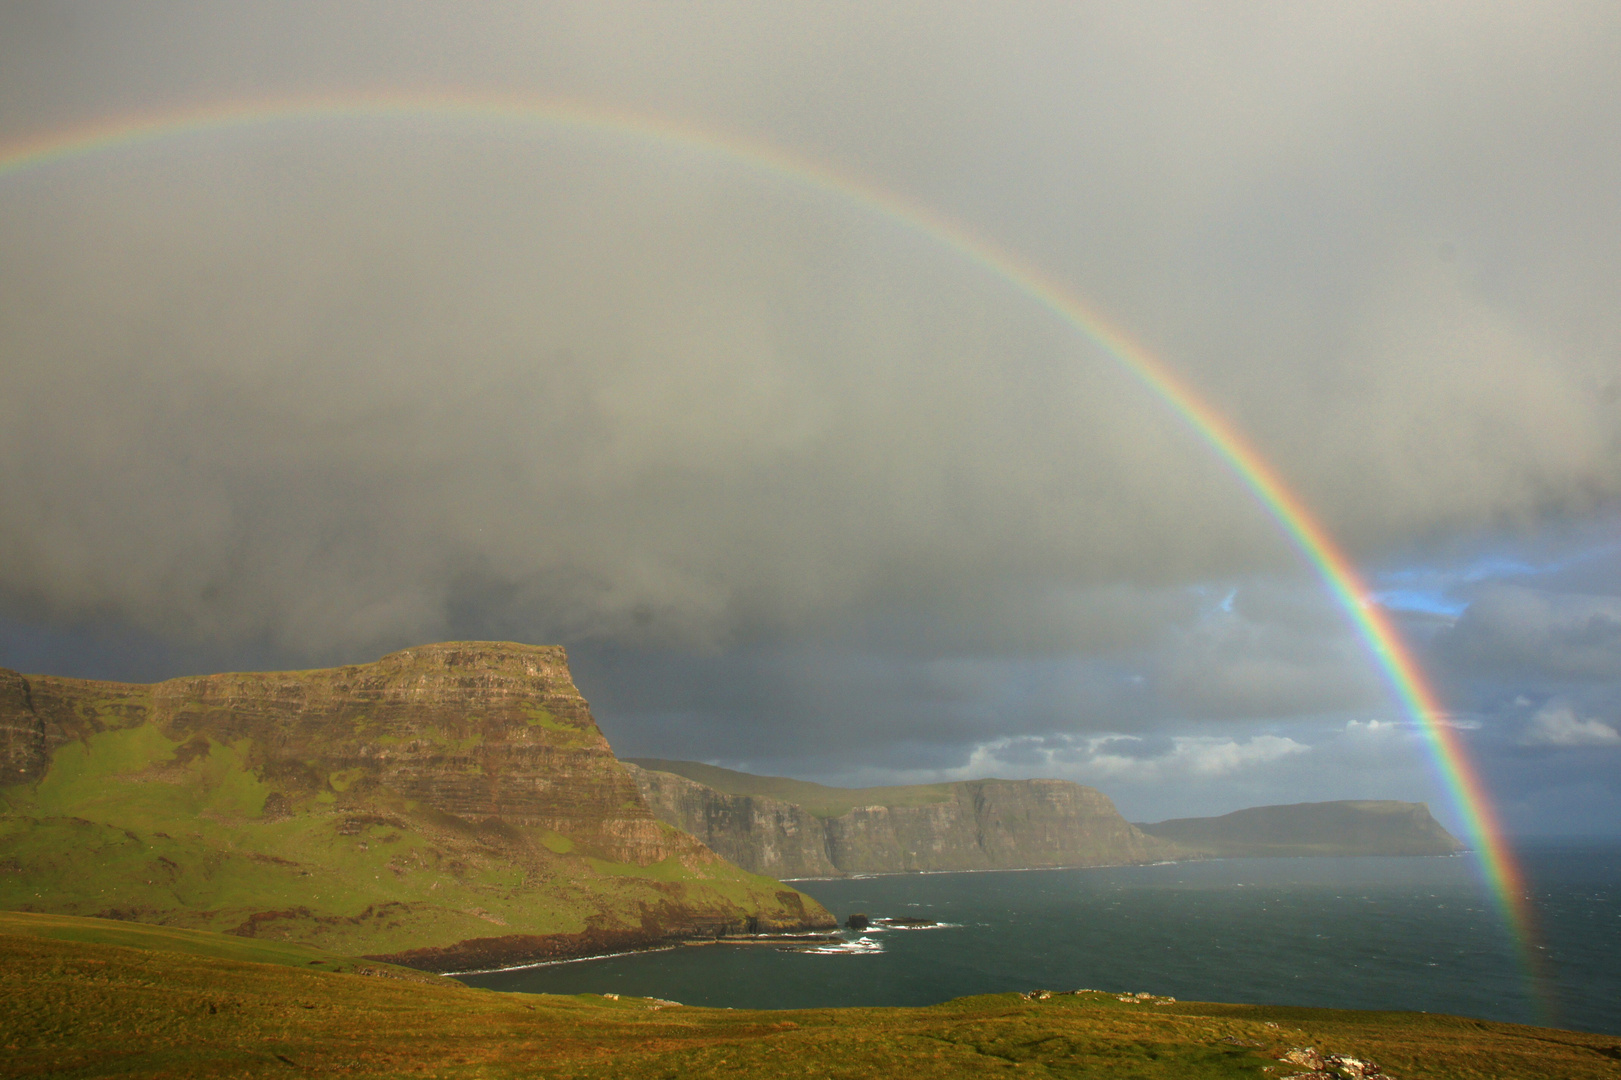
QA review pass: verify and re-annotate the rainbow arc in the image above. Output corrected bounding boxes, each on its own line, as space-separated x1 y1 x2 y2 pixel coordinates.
0 90 1545 1011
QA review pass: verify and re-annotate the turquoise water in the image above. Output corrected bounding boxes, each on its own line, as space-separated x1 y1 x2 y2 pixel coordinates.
457 844 1621 1034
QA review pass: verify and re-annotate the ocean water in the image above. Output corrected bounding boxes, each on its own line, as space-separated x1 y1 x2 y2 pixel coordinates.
457 843 1621 1034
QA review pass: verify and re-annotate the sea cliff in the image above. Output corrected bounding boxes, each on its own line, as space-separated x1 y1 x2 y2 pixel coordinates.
626 760 1172 876
0 643 833 969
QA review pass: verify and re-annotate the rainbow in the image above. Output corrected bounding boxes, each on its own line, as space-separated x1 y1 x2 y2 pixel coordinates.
0 91 1544 1002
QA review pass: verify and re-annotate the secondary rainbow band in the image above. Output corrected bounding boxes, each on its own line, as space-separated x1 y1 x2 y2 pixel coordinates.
0 90 1540 975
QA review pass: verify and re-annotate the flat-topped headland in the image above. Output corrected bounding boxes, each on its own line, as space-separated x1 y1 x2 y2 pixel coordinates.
0 643 833 970
1135 800 1466 858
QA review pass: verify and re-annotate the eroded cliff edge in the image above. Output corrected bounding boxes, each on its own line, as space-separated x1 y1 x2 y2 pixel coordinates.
0 643 834 969
626 760 1175 876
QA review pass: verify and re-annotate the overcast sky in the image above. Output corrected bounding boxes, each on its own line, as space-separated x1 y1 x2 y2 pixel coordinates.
2 2 1618 834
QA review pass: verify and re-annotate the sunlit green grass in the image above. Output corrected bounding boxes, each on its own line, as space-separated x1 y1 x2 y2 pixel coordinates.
0 911 433 978
1 719 822 960
3 911 1616 1079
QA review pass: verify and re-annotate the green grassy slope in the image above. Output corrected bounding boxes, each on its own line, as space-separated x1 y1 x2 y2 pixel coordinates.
626 758 961 818
1 646 832 966
0 910 435 979
3 914 1615 1079
0 718 812 963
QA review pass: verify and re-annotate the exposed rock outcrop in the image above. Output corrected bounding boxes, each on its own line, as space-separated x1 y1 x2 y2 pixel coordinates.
0 668 48 784
630 765 839 878
626 761 1174 876
822 780 1165 873
0 643 834 967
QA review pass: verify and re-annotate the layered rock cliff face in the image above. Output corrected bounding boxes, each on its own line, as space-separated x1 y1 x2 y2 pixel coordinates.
1136 800 1465 857
0 644 833 968
822 780 1166 873
629 766 839 879
627 761 1172 876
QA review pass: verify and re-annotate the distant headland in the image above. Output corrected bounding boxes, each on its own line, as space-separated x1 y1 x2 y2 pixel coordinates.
625 758 1464 877
1135 800 1466 859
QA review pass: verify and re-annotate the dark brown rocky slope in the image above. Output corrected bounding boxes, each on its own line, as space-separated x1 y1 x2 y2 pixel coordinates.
626 760 1175 876
0 643 833 969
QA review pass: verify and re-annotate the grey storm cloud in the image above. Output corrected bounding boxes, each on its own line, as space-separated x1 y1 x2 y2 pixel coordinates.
1435 585 1621 682
1151 582 1384 720
1 3 1620 817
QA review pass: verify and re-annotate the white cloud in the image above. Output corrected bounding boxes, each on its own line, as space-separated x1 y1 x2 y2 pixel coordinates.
953 731 1309 784
1521 702 1621 748
1154 735 1309 777
1343 715 1481 736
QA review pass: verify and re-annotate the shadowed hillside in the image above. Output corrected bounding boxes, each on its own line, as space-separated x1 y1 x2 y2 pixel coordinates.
1136 801 1466 858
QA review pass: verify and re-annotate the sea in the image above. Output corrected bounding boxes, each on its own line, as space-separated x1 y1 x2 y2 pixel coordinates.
456 842 1621 1035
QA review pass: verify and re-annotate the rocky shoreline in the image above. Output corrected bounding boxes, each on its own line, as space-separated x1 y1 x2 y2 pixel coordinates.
369 920 842 973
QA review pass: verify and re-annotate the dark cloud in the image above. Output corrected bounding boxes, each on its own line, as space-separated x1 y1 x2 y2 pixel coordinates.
1435 585 1621 682
1152 583 1383 719
1 3 1619 826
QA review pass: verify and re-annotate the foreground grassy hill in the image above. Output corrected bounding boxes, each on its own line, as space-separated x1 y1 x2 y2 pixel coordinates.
0 644 831 969
0 910 438 980
3 911 1616 1079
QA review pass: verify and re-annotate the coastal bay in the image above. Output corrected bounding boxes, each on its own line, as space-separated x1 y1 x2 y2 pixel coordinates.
461 845 1621 1036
